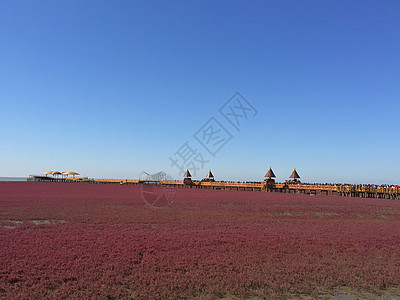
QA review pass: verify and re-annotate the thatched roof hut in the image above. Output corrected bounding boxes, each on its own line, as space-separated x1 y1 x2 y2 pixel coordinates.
206 170 214 178
184 169 192 178
265 167 276 178
289 168 300 179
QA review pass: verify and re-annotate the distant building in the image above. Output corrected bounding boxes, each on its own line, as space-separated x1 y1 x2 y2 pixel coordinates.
202 170 215 182
289 168 301 183
183 169 192 186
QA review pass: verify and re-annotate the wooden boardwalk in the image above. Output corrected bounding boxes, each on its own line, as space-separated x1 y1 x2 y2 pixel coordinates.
27 175 400 200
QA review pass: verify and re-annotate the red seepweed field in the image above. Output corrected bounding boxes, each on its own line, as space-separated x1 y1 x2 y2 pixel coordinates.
1 182 400 299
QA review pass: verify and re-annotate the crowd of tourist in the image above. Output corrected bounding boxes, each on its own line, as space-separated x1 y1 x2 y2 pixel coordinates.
282 181 400 192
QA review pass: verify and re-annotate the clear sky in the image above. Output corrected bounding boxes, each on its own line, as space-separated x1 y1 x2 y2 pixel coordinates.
1 0 399 184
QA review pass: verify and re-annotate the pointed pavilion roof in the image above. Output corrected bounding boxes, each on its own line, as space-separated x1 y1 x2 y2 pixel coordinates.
264 167 276 178
183 169 192 178
206 170 214 178
289 168 300 179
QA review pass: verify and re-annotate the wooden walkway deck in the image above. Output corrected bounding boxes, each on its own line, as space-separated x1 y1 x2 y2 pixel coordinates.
27 175 400 200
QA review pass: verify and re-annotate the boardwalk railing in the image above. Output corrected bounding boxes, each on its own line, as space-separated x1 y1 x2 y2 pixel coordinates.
27 175 400 199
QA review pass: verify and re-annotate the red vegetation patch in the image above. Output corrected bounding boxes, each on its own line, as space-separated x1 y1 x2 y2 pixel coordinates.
1 182 400 299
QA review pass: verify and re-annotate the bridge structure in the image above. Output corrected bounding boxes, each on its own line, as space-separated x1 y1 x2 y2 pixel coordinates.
28 168 400 200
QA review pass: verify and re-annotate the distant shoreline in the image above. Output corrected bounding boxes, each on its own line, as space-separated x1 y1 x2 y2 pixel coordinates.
0 177 27 181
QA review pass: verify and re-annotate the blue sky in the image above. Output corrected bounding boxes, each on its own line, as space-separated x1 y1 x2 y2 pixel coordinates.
1 0 399 184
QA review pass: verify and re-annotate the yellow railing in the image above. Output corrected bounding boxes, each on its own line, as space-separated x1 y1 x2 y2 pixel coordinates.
65 178 140 184
194 181 263 188
62 178 400 194
160 180 184 185
286 184 338 191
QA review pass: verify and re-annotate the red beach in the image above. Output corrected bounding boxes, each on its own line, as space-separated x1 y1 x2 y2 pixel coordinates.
1 182 400 299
